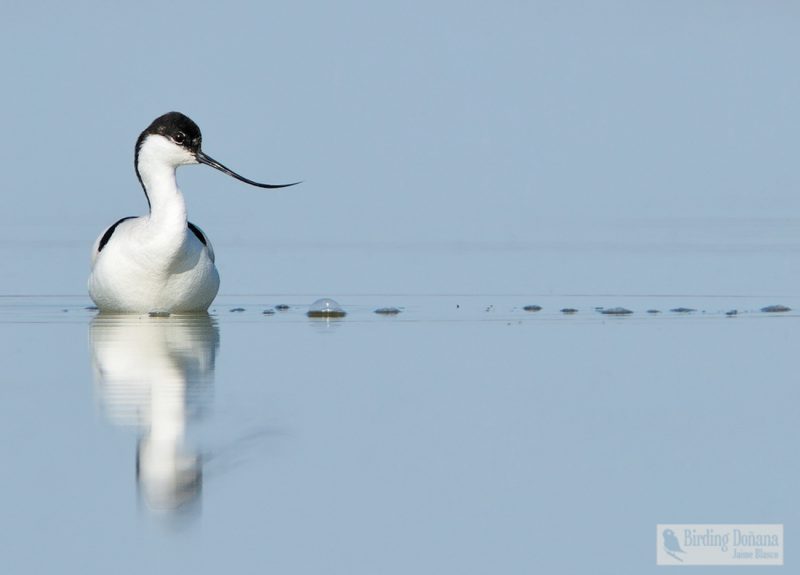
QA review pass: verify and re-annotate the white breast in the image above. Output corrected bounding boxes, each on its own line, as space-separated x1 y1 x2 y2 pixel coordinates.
89 218 220 313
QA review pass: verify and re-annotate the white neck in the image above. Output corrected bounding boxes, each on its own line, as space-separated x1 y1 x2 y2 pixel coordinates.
139 157 187 226
136 135 194 234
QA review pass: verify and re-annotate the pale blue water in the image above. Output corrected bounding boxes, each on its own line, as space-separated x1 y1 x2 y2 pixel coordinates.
0 275 797 572
1 217 798 573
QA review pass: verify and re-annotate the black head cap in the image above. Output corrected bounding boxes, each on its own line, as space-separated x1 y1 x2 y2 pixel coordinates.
137 111 202 154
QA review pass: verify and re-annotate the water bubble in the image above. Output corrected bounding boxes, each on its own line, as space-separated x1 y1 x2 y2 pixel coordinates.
307 298 346 318
229 307 245 312
262 308 275 315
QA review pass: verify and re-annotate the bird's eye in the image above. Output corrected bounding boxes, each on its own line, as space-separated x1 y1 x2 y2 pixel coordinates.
173 132 186 144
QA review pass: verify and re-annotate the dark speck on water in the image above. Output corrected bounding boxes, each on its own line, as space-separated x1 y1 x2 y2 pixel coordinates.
230 307 245 312
600 307 633 315
647 309 661 314
670 307 696 313
148 311 170 318
375 307 402 315
761 305 791 313
561 308 578 314
523 305 542 312
307 309 346 318
262 309 275 315
726 310 738 316
85 306 99 311
275 304 290 311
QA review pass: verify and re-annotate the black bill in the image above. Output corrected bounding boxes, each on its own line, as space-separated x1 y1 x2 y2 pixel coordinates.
196 151 300 189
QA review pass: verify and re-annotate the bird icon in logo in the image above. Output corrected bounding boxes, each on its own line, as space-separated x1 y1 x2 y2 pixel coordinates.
663 529 686 562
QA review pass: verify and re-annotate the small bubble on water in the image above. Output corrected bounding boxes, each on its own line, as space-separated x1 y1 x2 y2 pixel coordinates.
230 307 245 312
262 308 275 315
761 304 791 313
307 298 346 318
523 305 542 312
375 307 402 315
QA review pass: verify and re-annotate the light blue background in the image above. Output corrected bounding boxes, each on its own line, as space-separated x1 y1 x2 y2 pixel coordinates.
1 1 799 296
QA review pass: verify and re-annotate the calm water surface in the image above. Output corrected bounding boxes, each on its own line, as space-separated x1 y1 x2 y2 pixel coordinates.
0 290 797 574
1 221 798 573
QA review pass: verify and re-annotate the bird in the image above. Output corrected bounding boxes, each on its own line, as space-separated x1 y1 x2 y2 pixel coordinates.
88 112 298 313
663 528 685 562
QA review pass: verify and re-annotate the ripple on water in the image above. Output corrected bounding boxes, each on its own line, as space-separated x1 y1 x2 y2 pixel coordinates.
600 307 633 315
670 307 696 313
374 307 402 315
761 305 791 313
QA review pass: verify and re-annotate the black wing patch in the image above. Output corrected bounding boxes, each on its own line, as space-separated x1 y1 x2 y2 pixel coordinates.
98 216 136 252
98 218 208 252
187 222 208 246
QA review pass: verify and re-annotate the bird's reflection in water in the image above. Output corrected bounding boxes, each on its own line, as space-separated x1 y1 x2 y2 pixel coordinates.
90 313 219 516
